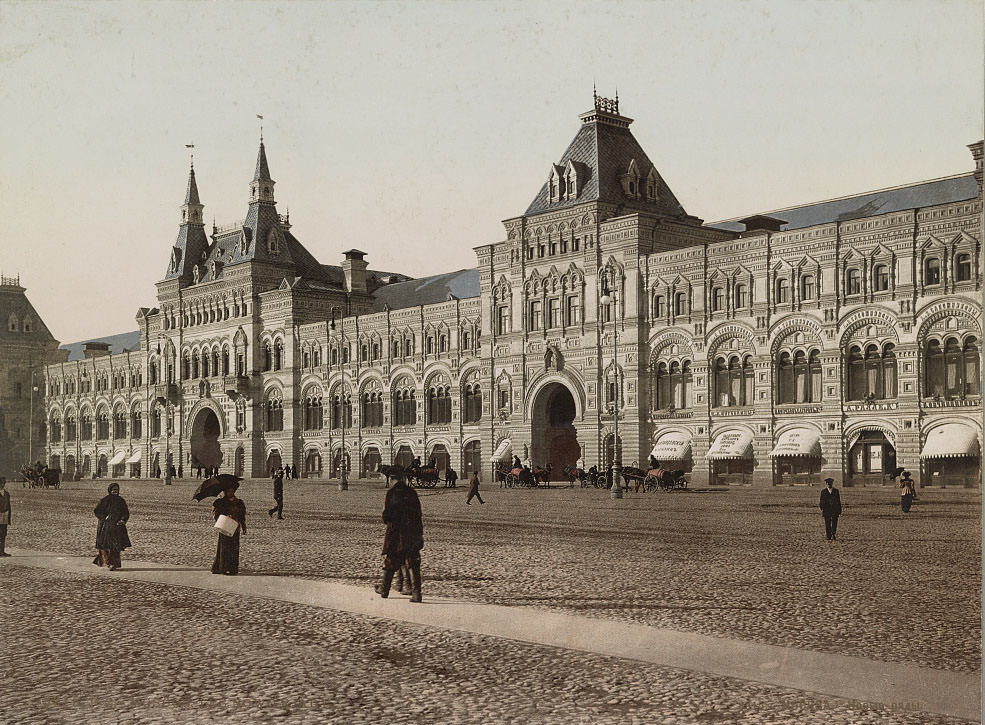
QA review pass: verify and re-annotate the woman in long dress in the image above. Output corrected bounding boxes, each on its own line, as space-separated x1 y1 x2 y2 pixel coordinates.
94 482 131 570
212 484 246 575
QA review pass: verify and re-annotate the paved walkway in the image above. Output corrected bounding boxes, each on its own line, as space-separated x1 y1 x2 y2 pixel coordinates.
3 548 979 722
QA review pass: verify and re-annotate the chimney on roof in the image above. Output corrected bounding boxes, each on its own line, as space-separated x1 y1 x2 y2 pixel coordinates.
739 215 786 236
969 141 983 195
342 249 368 294
83 341 111 359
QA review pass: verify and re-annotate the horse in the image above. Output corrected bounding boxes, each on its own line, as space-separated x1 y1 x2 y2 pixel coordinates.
531 464 553 487
645 468 687 491
561 465 585 488
380 464 407 488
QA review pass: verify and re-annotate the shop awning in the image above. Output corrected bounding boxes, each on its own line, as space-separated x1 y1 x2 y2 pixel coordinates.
108 451 126 466
126 451 142 464
650 431 692 461
920 424 981 459
707 430 754 460
769 428 821 458
489 439 512 462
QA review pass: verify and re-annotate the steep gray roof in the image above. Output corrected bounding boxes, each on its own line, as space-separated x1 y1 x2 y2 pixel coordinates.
708 173 979 233
0 283 57 344
371 269 480 312
525 113 687 218
60 330 142 361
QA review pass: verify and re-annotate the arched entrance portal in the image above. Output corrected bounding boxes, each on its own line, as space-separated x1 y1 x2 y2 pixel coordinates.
531 382 580 480
190 408 223 470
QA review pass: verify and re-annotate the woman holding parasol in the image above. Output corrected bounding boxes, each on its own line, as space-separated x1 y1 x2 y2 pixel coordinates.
194 474 246 575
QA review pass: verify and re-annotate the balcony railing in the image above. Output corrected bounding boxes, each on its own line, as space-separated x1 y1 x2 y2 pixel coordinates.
223 375 251 397
154 383 179 404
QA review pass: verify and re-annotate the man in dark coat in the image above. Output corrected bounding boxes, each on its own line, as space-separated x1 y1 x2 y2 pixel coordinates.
268 467 285 519
375 474 424 602
819 477 842 541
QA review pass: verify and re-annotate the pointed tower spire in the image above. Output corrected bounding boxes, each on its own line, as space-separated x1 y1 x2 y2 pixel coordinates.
250 136 276 203
181 157 204 225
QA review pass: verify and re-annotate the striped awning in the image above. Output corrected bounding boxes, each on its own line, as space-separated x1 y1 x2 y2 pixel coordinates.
707 430 754 460
920 424 981 459
126 451 142 464
769 428 822 458
650 431 692 461
108 450 126 466
489 438 512 462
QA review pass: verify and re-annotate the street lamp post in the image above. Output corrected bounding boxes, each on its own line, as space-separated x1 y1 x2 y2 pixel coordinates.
162 399 173 485
28 371 38 466
330 308 349 491
600 274 622 500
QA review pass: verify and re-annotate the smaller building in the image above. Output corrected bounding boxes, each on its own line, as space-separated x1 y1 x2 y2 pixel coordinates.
0 276 65 477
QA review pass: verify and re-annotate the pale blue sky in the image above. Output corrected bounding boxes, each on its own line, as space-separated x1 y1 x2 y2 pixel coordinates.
1 0 981 341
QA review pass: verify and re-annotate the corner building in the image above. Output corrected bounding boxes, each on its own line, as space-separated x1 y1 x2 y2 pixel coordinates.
43 97 984 487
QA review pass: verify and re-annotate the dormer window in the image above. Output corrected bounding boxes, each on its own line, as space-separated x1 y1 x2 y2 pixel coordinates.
646 168 659 200
7 313 17 332
620 159 641 199
23 317 32 333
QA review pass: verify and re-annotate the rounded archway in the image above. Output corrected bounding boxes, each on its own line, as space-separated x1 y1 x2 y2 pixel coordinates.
190 407 223 470
531 382 581 480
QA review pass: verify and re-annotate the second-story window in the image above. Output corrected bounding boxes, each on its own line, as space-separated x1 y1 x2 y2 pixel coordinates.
925 257 941 285
548 298 561 328
873 264 889 292
846 269 861 296
800 275 815 301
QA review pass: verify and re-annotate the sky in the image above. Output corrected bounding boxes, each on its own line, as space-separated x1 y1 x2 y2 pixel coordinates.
0 0 982 342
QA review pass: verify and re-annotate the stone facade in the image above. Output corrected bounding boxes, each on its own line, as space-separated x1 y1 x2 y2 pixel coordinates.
0 277 64 477
43 97 984 486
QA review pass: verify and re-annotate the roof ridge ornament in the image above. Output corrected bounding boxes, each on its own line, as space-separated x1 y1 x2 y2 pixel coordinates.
594 87 619 115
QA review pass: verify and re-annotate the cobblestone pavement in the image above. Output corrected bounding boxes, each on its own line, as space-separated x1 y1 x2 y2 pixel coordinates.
5 479 980 676
2 565 975 725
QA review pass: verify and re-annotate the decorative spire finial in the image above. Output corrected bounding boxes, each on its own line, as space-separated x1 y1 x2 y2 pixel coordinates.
257 114 264 142
185 143 194 169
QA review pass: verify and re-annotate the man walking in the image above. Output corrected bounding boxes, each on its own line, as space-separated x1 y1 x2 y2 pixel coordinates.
819 477 842 541
0 477 11 556
466 472 484 505
375 474 424 602
268 467 284 519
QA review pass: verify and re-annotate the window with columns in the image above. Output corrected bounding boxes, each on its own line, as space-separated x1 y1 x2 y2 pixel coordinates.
361 391 383 428
393 378 417 426
427 386 452 424
463 383 482 423
265 392 284 431
65 414 77 442
776 349 822 404
303 391 323 430
846 343 897 401
131 409 142 439
113 408 127 438
924 336 979 399
654 360 691 410
713 355 754 407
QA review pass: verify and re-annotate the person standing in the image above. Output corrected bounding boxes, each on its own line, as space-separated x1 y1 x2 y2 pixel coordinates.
445 466 458 488
212 483 246 575
899 471 916 513
93 483 131 570
0 478 11 556
268 467 285 519
466 472 484 505
375 474 424 602
819 478 842 541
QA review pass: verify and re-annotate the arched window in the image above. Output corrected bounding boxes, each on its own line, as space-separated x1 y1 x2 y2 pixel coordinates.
361 344 369 362
463 384 482 423
114 409 127 438
714 357 729 407
775 277 789 303
393 379 416 426
427 386 452 424
847 346 865 401
873 264 889 292
264 344 272 371
743 356 755 405
882 343 897 399
151 409 161 438
96 411 110 440
964 337 980 396
273 342 283 370
201 351 210 378
212 350 220 376
925 257 941 285
944 337 962 398
222 349 230 376
131 410 142 439
653 295 665 318
712 287 724 312
65 414 77 442
800 275 815 301
331 347 339 366
734 284 748 309
845 268 861 296
956 253 973 282
182 353 191 380
266 393 284 431
777 352 794 404
655 362 671 409
924 339 944 397
50 415 61 443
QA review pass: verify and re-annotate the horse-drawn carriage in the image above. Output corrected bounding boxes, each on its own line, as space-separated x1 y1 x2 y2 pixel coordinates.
495 463 552 488
22 466 61 489
619 466 688 492
561 465 609 488
380 464 442 489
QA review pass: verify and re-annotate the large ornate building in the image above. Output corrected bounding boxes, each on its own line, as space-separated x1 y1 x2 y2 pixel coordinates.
43 96 984 486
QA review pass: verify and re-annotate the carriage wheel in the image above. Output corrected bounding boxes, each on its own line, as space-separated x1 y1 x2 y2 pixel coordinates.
507 474 519 488
424 478 438 489
644 476 659 493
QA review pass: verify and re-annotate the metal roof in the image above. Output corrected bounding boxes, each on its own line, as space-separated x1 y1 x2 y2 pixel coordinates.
708 173 979 233
60 330 142 361
371 269 480 311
